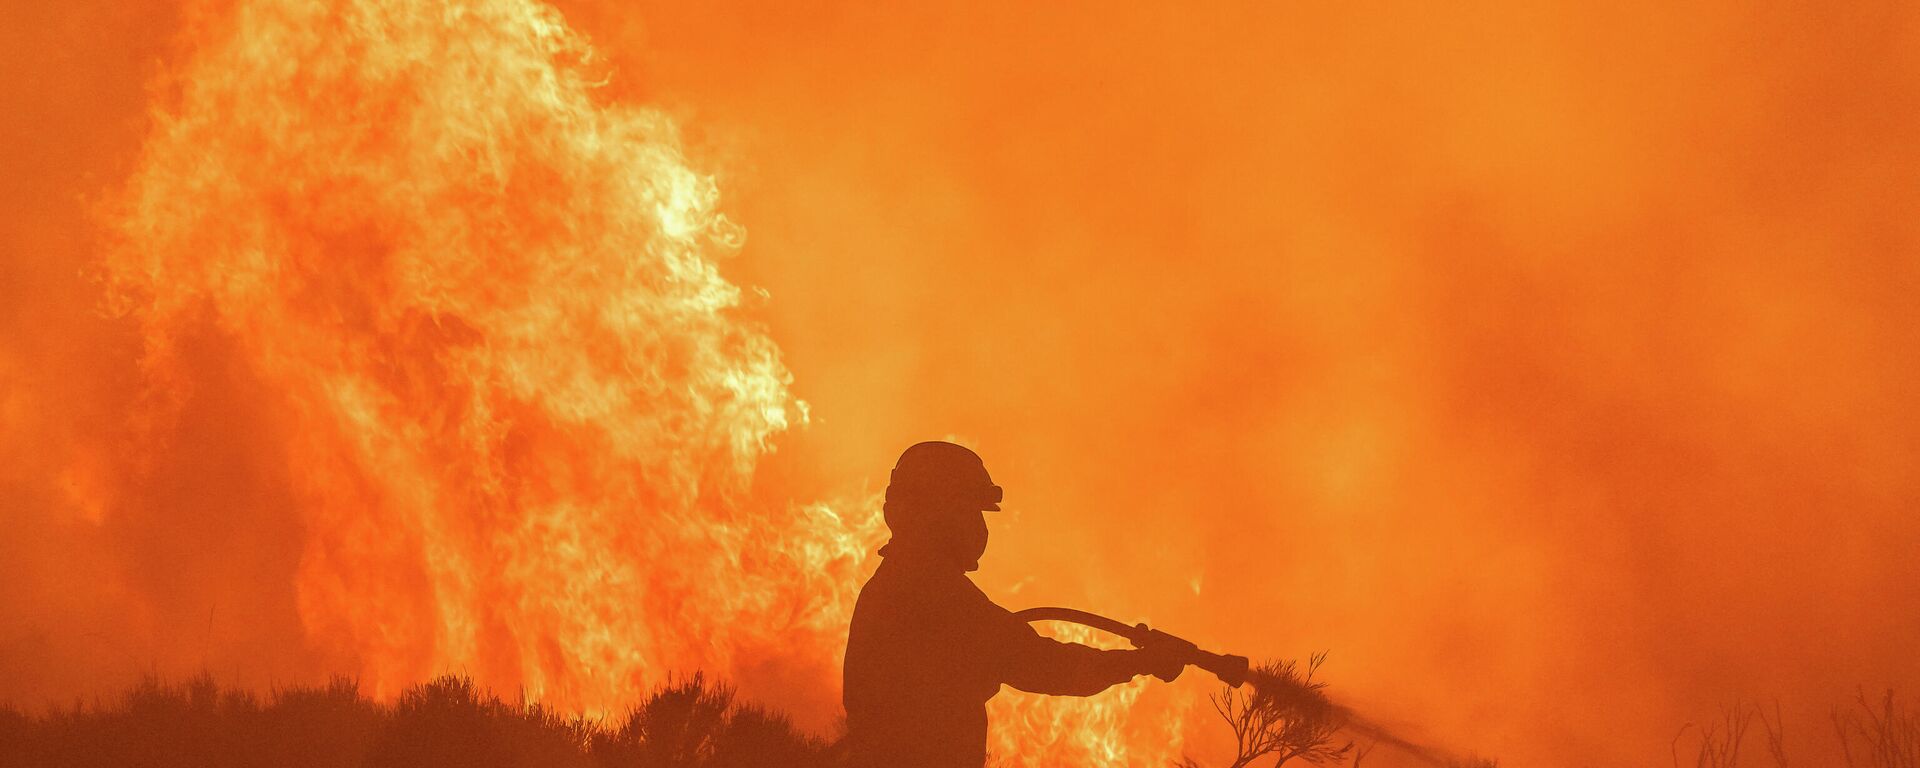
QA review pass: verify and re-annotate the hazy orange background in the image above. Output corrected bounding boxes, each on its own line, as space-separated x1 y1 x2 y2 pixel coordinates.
4 1 1918 765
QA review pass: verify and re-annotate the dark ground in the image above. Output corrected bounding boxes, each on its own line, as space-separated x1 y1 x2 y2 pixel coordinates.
0 674 833 768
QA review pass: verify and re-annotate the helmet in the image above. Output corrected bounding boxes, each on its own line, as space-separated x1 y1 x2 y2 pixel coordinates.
884 441 1003 513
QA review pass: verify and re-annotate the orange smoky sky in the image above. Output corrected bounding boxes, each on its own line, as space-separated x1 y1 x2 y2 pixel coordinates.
3 1 1918 766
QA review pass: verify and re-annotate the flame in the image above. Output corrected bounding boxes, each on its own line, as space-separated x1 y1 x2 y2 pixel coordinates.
110 0 836 710
94 0 1157 760
988 623 1192 767
15 0 1911 765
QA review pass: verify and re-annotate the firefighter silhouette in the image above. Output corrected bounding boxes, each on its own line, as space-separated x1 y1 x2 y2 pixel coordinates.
843 441 1185 767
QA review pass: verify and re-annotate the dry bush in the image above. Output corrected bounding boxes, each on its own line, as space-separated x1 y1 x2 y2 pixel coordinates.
0 672 831 768
594 673 831 768
1673 691 1915 768
1833 689 1919 768
1181 653 1353 768
1673 704 1755 768
1757 700 1789 768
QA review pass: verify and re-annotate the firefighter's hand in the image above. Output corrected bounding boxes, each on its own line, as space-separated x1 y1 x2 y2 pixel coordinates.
1132 625 1189 682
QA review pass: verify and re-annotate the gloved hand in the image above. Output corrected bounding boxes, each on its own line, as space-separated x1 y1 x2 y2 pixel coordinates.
1132 624 1191 682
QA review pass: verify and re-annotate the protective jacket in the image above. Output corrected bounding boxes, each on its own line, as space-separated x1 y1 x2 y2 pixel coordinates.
843 553 1139 768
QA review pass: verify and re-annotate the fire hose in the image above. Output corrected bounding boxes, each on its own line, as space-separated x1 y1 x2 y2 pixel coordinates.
1018 607 1457 765
1013 607 1250 687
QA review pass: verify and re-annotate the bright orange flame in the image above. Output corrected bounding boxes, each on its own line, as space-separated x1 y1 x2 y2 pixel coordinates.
93 0 1160 762
108 0 841 712
13 1 1919 766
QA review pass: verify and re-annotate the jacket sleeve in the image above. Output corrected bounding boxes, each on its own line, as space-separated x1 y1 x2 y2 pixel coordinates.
983 601 1142 696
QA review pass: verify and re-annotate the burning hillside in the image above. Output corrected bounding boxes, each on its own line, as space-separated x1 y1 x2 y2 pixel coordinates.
3 0 1919 765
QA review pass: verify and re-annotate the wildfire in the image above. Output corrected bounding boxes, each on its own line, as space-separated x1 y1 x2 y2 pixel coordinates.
99 0 1165 763
989 622 1193 766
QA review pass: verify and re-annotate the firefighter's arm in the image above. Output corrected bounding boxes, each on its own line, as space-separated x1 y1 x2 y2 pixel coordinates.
992 609 1185 696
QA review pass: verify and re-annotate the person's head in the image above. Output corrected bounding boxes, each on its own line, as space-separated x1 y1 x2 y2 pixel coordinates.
881 441 1002 571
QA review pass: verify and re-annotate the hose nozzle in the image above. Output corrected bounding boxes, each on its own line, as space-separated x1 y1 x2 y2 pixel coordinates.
1136 625 1250 687
1198 650 1251 688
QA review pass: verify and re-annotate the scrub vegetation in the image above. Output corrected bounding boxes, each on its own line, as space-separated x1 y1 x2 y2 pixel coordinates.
0 673 833 768
3 673 1912 768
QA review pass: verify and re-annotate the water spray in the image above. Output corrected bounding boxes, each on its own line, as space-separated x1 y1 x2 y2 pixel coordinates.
1017 607 1470 767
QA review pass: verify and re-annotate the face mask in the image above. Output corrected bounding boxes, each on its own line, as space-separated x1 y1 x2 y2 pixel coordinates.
885 507 990 571
949 509 988 571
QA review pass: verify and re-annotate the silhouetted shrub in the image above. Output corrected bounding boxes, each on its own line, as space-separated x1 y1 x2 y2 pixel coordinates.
587 673 833 768
256 677 383 768
1675 705 1755 768
711 704 833 768
1675 692 1916 768
1180 654 1352 768
0 672 827 768
1834 689 1918 768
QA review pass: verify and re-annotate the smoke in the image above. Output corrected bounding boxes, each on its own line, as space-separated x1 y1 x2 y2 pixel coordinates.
5 1 1920 767
1 1 1137 763
572 2 1920 765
